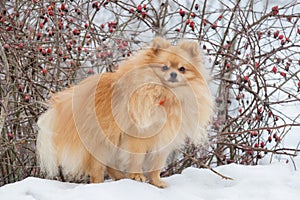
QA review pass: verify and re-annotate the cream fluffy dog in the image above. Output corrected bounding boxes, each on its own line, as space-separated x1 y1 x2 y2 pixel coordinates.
36 37 213 188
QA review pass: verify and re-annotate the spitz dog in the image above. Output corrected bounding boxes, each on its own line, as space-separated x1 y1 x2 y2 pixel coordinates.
37 37 213 188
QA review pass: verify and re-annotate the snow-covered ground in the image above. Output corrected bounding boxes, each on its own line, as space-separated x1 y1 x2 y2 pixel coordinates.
1 156 299 200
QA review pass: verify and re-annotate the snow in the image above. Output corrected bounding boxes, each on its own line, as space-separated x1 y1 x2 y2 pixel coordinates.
1 157 299 200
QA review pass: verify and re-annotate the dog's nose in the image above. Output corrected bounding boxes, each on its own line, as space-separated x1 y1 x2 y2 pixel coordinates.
170 72 177 79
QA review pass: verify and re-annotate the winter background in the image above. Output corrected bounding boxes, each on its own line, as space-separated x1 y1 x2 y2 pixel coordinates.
0 0 300 199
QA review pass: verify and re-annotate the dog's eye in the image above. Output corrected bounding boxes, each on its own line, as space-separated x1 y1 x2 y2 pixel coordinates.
178 66 186 73
162 65 169 71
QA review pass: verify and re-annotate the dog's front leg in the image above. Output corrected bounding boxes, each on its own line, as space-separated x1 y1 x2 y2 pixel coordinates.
145 152 169 188
127 153 147 182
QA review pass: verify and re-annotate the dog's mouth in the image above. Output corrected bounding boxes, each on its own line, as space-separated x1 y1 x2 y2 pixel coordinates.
164 78 187 88
168 77 179 83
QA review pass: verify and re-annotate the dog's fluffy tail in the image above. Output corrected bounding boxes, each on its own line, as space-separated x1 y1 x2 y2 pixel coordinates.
36 108 59 177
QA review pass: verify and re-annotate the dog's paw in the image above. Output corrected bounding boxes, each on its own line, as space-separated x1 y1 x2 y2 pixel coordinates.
128 173 147 182
149 179 168 188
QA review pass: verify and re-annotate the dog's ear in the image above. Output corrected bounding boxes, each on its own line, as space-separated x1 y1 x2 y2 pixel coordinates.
151 37 170 52
178 41 199 57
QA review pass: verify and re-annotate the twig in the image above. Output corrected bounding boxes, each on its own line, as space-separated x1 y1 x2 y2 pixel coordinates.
0 39 11 136
189 156 234 180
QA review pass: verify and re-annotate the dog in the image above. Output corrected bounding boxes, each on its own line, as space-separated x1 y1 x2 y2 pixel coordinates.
36 37 214 188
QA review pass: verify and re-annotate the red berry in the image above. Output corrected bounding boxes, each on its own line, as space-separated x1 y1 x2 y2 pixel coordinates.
250 131 258 137
190 13 196 18
298 81 300 88
226 159 233 164
40 22 44 29
257 154 262 159
141 11 146 18
25 95 30 102
58 21 63 29
92 1 100 11
273 30 279 38
272 6 278 11
92 1 99 9
218 15 223 20
8 132 13 140
238 108 242 113
243 75 249 82
137 5 142 13
189 21 195 28
7 133 14 140
297 28 300 34
195 4 199 10
4 43 10 49
41 68 47 75
75 8 81 15
109 21 117 28
203 19 207 26
109 27 113 33
43 17 48 24
61 3 66 11
280 39 285 45
278 34 284 39
129 8 135 13
175 28 180 32
212 22 217 30
247 150 253 155
18 85 24 92
85 22 89 29
41 49 47 56
280 71 286 77
73 29 80 35
47 5 53 11
47 48 52 54
143 4 147 10
48 30 54 36
260 141 265 148
268 136 272 143
271 6 279 15
37 46 42 52
254 143 259 148
179 9 185 17
272 66 277 73
48 10 54 16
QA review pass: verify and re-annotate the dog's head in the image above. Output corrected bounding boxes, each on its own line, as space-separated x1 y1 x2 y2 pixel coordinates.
143 37 205 88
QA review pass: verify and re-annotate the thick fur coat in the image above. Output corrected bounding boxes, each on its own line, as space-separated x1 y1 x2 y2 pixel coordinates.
36 37 214 188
